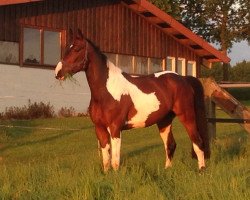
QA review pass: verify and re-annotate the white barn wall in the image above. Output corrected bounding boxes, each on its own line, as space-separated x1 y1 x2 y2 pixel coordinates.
0 64 90 113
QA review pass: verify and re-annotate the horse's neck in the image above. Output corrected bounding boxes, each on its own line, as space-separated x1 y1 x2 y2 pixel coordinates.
85 51 109 99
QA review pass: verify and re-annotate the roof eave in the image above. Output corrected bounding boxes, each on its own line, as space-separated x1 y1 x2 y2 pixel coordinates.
0 0 43 6
123 0 231 64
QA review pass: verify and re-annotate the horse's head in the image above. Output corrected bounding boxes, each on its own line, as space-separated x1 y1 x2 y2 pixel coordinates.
55 29 89 80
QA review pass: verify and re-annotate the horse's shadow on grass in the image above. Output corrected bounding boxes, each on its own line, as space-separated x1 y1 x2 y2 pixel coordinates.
121 143 162 164
0 126 93 154
121 130 248 167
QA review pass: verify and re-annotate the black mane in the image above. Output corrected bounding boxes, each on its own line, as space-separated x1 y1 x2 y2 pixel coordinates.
86 38 107 63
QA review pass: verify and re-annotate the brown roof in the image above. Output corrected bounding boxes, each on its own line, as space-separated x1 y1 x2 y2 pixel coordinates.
122 0 230 64
0 0 43 6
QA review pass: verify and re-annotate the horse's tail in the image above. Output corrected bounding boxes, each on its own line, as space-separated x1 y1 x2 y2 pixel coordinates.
185 76 210 159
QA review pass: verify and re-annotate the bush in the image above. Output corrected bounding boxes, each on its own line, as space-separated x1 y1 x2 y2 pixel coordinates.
227 88 250 101
0 100 55 120
0 100 89 120
57 106 76 118
230 61 250 82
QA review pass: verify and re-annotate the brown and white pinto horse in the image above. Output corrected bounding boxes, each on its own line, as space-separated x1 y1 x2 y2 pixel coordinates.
55 29 210 172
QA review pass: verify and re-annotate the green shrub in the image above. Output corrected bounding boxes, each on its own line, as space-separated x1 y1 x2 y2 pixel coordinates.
227 88 250 101
0 101 89 120
57 106 76 118
0 100 55 120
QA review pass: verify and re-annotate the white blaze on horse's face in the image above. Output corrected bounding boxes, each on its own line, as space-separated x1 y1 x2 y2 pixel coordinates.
55 61 63 78
106 61 160 128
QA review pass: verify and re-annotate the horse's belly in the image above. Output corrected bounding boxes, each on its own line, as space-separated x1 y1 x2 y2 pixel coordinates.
126 105 161 128
126 117 146 128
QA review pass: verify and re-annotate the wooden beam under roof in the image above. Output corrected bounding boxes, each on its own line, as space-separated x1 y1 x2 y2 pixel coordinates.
122 0 231 64
0 0 43 6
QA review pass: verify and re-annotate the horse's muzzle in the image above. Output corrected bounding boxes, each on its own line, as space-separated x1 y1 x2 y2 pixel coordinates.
55 74 65 80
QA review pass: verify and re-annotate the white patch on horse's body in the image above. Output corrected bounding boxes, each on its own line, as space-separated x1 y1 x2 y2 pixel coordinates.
160 125 172 168
107 127 121 170
110 136 121 170
106 61 160 128
193 143 205 170
131 75 140 78
101 144 111 172
154 71 178 78
55 61 63 77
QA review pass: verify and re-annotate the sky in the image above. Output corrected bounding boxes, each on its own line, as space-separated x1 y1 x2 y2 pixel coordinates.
228 40 250 66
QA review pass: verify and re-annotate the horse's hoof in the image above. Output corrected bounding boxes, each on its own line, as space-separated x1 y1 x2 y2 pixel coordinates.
103 164 111 173
199 166 206 174
112 163 119 171
165 159 172 169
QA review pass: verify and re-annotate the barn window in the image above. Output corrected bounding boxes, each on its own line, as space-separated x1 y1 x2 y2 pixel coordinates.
23 28 41 64
187 61 196 77
166 57 175 72
105 53 118 66
21 26 65 67
177 58 186 75
44 31 61 65
134 56 148 74
117 55 133 73
149 58 163 73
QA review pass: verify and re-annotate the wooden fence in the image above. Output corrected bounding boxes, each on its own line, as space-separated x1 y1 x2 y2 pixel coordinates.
200 78 250 139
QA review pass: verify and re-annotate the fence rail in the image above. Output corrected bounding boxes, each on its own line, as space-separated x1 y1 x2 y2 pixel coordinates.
219 82 250 88
200 78 250 137
207 118 250 124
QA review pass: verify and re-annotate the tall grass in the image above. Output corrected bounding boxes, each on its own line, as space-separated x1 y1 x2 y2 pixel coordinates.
0 116 249 200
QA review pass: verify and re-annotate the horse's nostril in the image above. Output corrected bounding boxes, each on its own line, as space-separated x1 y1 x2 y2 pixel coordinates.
55 73 61 80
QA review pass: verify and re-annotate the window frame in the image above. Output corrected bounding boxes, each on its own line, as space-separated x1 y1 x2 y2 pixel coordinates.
166 56 176 72
20 25 66 69
177 57 186 75
187 61 197 77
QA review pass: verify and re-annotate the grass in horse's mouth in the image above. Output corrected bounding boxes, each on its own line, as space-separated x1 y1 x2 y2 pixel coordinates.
64 73 74 80
59 73 80 86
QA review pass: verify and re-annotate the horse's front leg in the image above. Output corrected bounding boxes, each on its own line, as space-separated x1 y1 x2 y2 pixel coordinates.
107 126 121 171
95 126 111 172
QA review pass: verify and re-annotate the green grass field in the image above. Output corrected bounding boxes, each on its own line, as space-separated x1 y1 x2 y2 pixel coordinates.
0 114 249 200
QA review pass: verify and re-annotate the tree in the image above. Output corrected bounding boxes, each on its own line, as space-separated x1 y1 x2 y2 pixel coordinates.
180 0 249 80
230 60 250 82
241 0 250 45
150 0 250 81
149 0 182 20
200 61 250 82
200 63 225 81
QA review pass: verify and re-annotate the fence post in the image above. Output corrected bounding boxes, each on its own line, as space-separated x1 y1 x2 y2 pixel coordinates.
206 97 216 140
200 78 216 141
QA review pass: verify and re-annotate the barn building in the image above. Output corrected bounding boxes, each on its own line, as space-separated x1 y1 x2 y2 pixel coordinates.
0 0 230 113
0 0 230 75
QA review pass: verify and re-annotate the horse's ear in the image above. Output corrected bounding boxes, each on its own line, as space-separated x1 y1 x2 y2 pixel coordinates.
77 29 84 40
69 28 73 43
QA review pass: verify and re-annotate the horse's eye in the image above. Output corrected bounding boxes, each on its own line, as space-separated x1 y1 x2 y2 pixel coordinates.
72 46 82 52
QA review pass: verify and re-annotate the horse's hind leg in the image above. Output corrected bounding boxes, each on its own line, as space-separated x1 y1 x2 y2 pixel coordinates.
177 113 205 170
157 116 176 168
